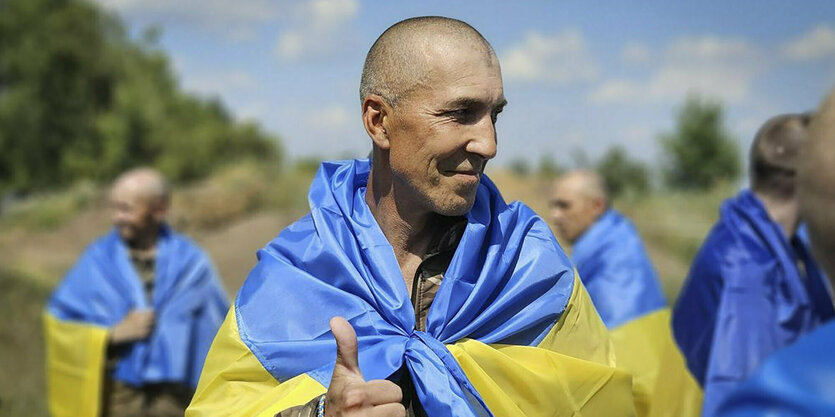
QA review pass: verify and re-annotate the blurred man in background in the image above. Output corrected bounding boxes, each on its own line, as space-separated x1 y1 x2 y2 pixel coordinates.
550 170 667 328
672 113 835 416
714 87 835 417
44 167 229 417
550 170 669 416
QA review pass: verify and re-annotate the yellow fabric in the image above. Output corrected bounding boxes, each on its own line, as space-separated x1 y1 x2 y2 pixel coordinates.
447 275 635 417
186 308 326 417
610 308 671 417
189 277 634 417
539 273 617 367
43 312 109 417
646 329 703 417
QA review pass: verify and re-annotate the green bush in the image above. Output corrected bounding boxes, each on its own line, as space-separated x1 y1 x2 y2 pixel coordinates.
659 95 741 190
0 0 282 195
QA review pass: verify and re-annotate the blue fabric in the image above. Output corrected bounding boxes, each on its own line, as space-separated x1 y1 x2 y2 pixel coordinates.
235 159 576 417
571 209 667 328
715 319 835 417
47 226 229 388
672 190 834 417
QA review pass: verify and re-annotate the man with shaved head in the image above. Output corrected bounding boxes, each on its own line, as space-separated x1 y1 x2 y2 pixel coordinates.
714 89 835 416
672 113 834 416
550 170 667 416
188 16 633 417
45 167 229 417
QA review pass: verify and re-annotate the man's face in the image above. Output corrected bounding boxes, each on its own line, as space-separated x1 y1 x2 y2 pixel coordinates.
383 46 505 216
549 181 601 244
109 183 161 243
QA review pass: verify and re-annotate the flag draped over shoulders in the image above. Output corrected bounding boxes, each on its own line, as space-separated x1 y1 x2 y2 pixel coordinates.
570 209 669 416
571 209 666 329
187 159 633 417
672 189 834 417
45 226 229 417
714 319 835 417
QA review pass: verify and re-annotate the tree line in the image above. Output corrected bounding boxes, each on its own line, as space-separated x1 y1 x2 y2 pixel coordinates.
511 95 743 197
0 0 282 196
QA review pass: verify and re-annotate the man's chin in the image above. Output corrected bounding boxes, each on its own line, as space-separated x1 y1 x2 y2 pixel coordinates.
432 192 477 216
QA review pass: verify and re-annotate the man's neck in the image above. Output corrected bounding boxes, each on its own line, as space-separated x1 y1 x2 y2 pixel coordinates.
127 227 160 254
754 191 799 239
366 170 440 291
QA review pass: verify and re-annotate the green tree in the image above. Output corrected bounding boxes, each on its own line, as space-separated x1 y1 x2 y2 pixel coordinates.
0 0 282 194
508 158 531 177
659 95 741 190
596 146 650 198
536 155 563 179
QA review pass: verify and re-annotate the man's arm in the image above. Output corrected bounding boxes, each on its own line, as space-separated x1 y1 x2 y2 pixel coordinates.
108 309 154 345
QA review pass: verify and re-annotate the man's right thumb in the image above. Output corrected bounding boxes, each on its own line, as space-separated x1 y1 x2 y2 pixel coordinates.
330 317 361 376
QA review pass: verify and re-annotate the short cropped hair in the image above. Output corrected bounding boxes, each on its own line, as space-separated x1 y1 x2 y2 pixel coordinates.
749 113 812 199
359 16 495 107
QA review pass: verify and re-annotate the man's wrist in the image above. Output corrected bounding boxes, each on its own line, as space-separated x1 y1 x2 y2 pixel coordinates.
316 394 326 417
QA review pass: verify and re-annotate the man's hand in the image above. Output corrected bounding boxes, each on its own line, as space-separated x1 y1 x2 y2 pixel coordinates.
110 309 155 344
325 317 405 417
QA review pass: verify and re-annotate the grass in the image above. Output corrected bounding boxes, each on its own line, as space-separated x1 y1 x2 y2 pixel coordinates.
0 268 51 417
0 181 99 232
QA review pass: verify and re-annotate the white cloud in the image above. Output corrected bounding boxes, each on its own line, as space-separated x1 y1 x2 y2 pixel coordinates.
274 0 360 62
305 105 353 132
92 0 282 41
622 42 651 64
589 36 762 104
780 25 835 61
501 29 598 84
180 70 256 98
588 80 642 103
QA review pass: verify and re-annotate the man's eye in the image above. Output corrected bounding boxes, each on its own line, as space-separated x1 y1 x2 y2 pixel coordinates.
447 109 468 119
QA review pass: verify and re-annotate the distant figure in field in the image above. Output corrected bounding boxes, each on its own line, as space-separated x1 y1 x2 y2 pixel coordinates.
44 168 229 417
715 89 835 416
672 113 835 416
549 170 669 416
550 170 667 328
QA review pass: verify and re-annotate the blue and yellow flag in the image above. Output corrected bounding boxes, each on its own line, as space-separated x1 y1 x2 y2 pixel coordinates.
571 209 667 329
570 209 674 416
672 190 834 416
44 226 229 417
187 159 634 417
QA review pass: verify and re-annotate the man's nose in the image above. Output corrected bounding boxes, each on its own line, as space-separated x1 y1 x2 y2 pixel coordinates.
465 117 498 160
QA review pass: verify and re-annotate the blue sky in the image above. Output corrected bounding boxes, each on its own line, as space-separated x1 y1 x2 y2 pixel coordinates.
94 0 835 168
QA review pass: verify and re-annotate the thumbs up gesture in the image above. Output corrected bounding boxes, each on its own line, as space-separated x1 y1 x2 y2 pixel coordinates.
325 317 405 417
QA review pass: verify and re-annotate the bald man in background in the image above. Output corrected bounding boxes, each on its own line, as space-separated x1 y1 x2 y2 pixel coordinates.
714 89 835 416
45 168 229 417
672 113 835 417
550 170 669 416
550 170 667 328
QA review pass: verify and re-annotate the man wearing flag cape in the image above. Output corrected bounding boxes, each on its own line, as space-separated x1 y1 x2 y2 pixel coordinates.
715 87 835 417
671 112 835 416
187 16 634 417
44 168 229 417
549 170 672 416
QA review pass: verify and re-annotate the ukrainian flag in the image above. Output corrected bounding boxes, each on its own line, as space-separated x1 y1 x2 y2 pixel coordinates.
187 160 634 417
570 208 695 416
44 227 229 417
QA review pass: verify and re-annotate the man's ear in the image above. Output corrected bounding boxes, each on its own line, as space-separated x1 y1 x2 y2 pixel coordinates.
592 197 607 217
152 199 169 223
362 95 391 150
